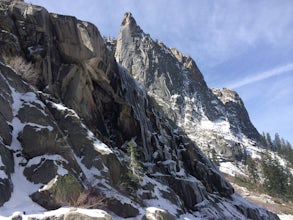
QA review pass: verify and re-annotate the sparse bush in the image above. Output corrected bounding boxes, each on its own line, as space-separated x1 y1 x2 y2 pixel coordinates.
71 187 106 209
2 54 40 86
53 174 83 205
53 175 106 209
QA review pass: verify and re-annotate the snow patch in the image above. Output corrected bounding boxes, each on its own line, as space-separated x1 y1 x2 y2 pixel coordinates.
140 175 181 216
219 162 246 177
9 207 111 220
278 214 293 220
26 122 53 132
0 171 7 180
85 124 113 155
93 140 113 155
0 71 46 216
49 102 80 118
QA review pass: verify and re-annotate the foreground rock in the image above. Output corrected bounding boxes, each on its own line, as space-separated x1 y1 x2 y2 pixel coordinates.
11 208 112 220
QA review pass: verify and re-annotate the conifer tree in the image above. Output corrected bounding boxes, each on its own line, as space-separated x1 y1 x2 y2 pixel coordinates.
127 138 142 183
261 153 288 198
246 155 259 183
273 133 281 151
211 148 220 166
260 132 267 147
266 133 273 150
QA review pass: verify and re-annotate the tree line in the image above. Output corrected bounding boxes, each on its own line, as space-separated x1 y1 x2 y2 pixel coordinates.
245 133 293 201
260 132 293 165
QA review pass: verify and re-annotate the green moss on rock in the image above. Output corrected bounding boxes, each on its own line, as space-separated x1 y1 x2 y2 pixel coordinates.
53 173 83 204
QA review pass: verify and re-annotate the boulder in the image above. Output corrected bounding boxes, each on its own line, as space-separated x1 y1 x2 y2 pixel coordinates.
30 174 83 210
24 159 57 184
0 141 14 206
27 208 112 220
61 210 112 220
0 141 14 175
0 115 12 145
20 124 59 158
165 176 207 210
0 178 12 207
105 198 139 218
143 207 176 220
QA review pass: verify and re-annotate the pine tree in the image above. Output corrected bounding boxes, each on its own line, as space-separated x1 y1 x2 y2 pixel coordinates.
260 132 267 147
273 133 281 151
211 148 220 166
246 155 259 183
287 174 293 201
281 138 287 149
266 133 273 150
127 138 142 183
261 153 289 198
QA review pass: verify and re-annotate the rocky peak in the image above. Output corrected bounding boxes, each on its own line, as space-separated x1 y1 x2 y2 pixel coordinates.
116 13 206 94
115 13 261 168
121 12 137 29
115 13 222 126
212 88 260 141
212 88 242 105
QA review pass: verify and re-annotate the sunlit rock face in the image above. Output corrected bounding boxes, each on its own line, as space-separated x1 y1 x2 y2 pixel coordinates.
0 2 278 219
115 12 261 163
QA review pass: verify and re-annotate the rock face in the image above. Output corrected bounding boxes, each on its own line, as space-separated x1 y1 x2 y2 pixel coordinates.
115 12 261 163
0 2 279 220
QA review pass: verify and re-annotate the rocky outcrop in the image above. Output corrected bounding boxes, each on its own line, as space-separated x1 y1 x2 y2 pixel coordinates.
25 208 112 220
143 207 177 220
115 12 222 123
212 88 260 140
0 2 279 219
115 12 261 164
0 141 13 206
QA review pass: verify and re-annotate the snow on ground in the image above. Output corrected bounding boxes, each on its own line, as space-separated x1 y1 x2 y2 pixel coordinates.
200 119 231 134
246 145 263 159
26 154 69 176
139 174 186 217
278 214 293 220
0 72 46 217
219 161 246 177
86 128 113 155
93 140 113 155
0 153 45 217
0 207 111 220
50 99 114 156
49 101 80 118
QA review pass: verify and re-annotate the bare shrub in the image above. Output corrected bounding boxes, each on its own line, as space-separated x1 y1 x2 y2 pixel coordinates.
2 54 40 86
71 187 106 209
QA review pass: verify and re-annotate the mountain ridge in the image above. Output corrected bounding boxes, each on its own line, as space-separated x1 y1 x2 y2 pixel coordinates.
0 1 283 219
115 12 261 163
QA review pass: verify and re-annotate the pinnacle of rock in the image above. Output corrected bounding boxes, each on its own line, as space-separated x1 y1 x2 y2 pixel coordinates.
121 12 138 29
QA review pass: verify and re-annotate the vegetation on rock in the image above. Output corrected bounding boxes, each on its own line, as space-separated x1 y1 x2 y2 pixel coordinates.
2 54 40 86
127 138 143 184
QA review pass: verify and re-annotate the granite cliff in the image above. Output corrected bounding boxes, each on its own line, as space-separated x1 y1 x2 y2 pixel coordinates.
0 1 279 219
115 12 261 165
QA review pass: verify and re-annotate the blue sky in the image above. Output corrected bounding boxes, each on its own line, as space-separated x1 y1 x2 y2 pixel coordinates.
27 0 293 144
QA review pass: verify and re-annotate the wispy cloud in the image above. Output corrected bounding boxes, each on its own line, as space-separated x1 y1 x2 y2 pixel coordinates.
227 63 293 89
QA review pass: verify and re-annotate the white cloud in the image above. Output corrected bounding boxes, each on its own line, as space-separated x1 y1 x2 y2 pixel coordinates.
227 63 293 89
